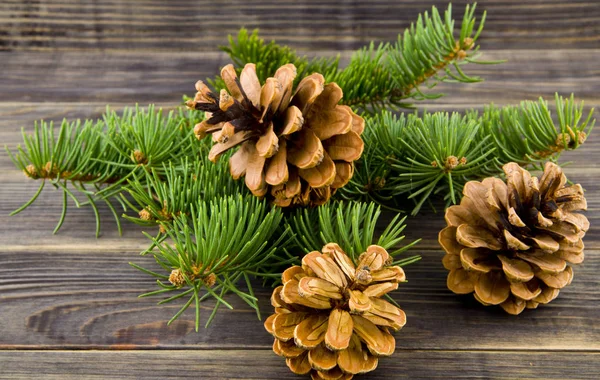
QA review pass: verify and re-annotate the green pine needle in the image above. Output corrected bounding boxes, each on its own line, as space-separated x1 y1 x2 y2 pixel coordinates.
131 195 292 329
5 105 204 235
286 200 421 263
337 93 595 215
210 3 492 113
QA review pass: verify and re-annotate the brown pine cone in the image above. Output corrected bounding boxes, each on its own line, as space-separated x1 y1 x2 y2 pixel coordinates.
439 162 589 314
187 64 364 207
264 243 406 379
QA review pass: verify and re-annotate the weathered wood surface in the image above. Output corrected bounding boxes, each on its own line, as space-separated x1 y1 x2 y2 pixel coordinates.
1 0 599 51
1 49 600 105
1 0 599 378
1 249 599 350
1 351 599 379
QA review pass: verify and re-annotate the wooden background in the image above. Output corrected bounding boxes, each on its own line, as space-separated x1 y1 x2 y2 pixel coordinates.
1 0 599 378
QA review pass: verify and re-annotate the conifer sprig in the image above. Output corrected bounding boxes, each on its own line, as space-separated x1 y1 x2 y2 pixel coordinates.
209 28 338 90
133 198 422 329
338 94 595 215
210 3 491 112
6 116 130 236
286 201 421 266
482 93 595 165
122 154 248 231
5 106 202 236
131 195 292 329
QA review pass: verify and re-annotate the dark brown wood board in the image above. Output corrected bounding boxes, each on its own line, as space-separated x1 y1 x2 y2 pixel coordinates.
1 0 599 378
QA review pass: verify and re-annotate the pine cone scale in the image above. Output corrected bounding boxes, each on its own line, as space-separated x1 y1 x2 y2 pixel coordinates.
535 265 573 288
460 247 501 273
295 314 329 349
264 139 289 186
208 130 252 162
239 64 261 106
350 315 395 356
530 235 559 252
456 224 503 250
273 312 308 342
299 152 336 188
439 162 589 314
474 271 510 305
291 74 325 113
280 106 304 135
324 131 364 162
515 251 566 273
337 335 377 375
286 129 324 169
363 282 399 297
244 145 267 196
510 279 542 300
287 352 312 375
256 123 279 157
308 344 337 371
299 276 342 300
283 340 306 358
306 105 353 140
325 308 353 351
450 270 477 294
498 254 534 282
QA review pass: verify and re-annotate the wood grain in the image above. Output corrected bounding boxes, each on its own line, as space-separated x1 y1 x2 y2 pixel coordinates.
2 115 599 250
1 249 598 350
1 0 599 378
0 0 599 52
0 49 599 104
1 350 599 379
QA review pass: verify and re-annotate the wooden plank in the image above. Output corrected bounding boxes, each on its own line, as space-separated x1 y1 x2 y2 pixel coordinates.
0 49 599 104
0 0 599 52
0 249 598 350
0 166 598 250
0 1 597 378
0 350 599 379
0 169 598 249
1 101 598 249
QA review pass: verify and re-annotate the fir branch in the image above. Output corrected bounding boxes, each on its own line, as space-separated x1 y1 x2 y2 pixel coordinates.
101 105 199 174
211 3 491 112
208 27 338 91
480 93 595 165
132 195 292 329
337 93 595 215
383 3 488 104
285 201 421 265
6 117 129 236
122 153 248 233
6 105 203 235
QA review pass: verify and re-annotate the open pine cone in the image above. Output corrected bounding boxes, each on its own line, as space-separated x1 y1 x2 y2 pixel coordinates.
439 162 589 314
264 243 406 379
186 64 364 207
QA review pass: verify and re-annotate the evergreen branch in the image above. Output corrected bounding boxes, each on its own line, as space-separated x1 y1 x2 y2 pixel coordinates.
208 27 338 91
337 93 595 215
132 195 292 329
383 3 488 105
5 106 204 235
480 93 595 165
210 3 491 113
122 149 248 232
285 201 421 263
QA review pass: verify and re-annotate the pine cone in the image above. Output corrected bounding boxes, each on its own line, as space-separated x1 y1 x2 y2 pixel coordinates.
264 243 406 379
187 64 364 207
439 162 589 314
